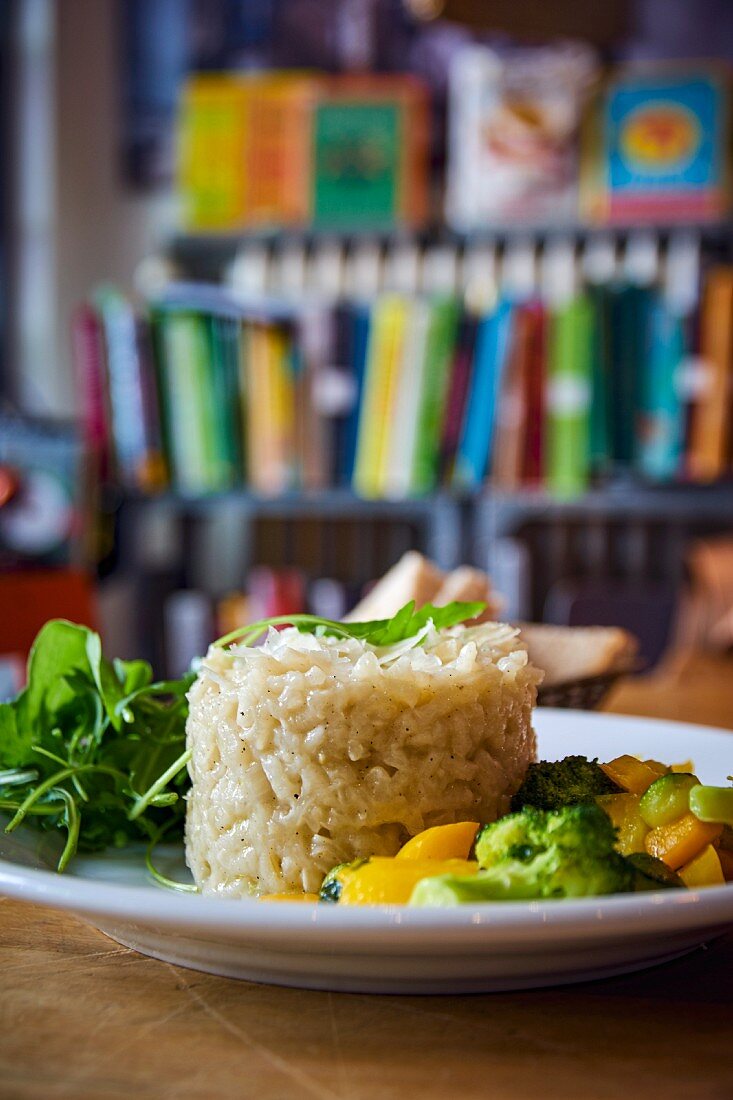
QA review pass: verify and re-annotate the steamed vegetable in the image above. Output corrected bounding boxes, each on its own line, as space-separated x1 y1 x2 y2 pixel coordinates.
417 804 637 904
596 792 649 855
625 852 684 890
320 856 479 905
395 821 479 861
689 785 733 826
645 813 723 870
600 755 667 795
678 845 725 889
510 756 621 813
639 773 699 827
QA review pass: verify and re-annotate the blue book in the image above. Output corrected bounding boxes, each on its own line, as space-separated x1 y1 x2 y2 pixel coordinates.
339 304 371 485
452 300 514 490
637 299 685 482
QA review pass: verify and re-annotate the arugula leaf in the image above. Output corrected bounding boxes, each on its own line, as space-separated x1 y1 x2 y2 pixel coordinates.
85 631 126 732
214 600 487 650
0 620 192 872
113 658 153 696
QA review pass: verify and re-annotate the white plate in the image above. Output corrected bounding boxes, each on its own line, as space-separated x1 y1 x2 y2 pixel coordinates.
1 708 732 994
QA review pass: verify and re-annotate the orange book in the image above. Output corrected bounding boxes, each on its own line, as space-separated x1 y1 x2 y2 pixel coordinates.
688 268 733 482
246 75 315 227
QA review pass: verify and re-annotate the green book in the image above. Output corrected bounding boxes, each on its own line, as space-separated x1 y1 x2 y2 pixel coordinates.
312 101 401 228
588 285 612 476
410 297 460 496
207 316 243 487
546 296 594 499
157 311 223 495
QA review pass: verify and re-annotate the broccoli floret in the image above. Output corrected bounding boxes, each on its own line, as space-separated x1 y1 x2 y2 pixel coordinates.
625 852 684 891
510 755 621 812
411 804 634 905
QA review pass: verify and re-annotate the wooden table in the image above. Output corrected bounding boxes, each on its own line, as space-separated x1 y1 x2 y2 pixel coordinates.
2 651 732 1100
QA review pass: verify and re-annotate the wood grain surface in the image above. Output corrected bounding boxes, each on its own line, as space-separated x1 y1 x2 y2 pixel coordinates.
1 650 732 1100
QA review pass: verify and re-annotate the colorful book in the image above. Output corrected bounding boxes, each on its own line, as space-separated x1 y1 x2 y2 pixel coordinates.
244 323 296 495
587 285 612 477
207 315 243 486
295 307 331 492
156 310 227 495
609 285 652 469
177 75 250 232
409 298 461 495
439 313 479 482
545 295 594 498
246 75 314 227
583 66 731 224
688 268 733 481
310 76 429 229
453 300 514 491
637 301 686 482
338 305 371 486
352 296 409 498
71 303 112 480
383 298 430 498
521 302 547 486
492 304 532 490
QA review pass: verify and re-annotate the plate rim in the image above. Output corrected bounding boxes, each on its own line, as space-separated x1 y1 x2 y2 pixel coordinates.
1 707 732 938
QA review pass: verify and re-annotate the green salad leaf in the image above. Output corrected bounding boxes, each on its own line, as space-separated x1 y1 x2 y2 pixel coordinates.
214 599 486 650
0 620 193 871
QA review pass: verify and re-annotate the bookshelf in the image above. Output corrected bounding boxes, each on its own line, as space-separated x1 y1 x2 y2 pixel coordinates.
167 220 733 282
105 480 733 669
118 480 733 575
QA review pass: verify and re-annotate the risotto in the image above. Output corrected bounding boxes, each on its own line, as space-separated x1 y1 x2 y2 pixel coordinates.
185 622 541 897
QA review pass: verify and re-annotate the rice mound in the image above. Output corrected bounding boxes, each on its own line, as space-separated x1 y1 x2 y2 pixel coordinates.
185 623 541 897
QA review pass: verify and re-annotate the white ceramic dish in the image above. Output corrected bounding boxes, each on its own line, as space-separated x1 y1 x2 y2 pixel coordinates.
1 708 732 994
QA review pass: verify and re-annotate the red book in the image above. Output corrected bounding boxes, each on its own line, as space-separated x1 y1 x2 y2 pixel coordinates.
521 302 547 486
71 304 112 478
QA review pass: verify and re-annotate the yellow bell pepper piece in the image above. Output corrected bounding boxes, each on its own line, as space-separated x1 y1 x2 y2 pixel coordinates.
642 759 669 779
396 821 480 862
259 892 320 902
596 793 649 855
645 813 723 870
338 857 479 906
601 755 666 795
679 845 725 888
671 760 695 774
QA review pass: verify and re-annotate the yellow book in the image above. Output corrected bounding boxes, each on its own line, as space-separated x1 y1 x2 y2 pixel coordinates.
353 296 409 499
177 75 250 232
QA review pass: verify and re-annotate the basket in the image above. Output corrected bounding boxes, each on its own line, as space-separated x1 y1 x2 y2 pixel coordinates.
537 668 636 710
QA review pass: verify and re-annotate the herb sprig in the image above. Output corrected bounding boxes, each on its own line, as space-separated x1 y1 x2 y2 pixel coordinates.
214 599 486 650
